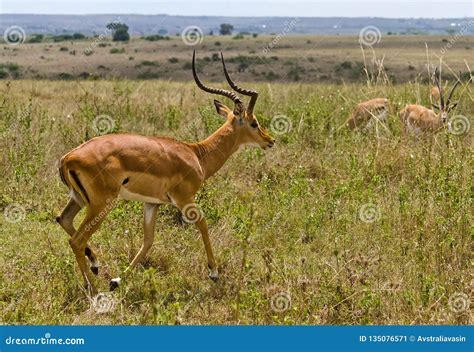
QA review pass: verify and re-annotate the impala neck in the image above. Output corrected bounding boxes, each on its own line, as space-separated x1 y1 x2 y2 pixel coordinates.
191 121 240 180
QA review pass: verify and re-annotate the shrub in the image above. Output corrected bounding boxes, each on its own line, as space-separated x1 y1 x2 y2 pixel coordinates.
168 57 179 64
110 47 125 54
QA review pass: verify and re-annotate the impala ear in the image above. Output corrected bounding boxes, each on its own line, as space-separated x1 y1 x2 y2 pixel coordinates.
213 100 232 118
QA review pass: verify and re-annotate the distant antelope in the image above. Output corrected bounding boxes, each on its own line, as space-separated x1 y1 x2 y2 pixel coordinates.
400 68 461 134
344 98 389 130
56 51 275 295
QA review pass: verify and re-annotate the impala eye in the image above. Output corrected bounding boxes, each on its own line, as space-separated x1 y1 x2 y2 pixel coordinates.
250 122 258 128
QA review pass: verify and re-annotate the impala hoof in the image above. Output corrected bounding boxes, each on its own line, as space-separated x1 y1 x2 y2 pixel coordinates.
110 278 121 291
208 268 219 282
90 265 99 275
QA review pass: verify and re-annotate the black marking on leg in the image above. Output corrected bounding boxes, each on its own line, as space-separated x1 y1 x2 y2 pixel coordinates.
122 177 130 185
56 216 61 223
85 247 92 258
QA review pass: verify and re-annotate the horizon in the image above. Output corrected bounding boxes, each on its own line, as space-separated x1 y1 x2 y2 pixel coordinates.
2 13 474 19
1 0 473 18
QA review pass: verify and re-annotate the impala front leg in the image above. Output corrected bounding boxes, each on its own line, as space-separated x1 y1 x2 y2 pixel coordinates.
195 217 219 282
178 201 219 281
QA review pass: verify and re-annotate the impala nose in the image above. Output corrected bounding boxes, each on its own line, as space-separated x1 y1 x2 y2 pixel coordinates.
268 140 275 148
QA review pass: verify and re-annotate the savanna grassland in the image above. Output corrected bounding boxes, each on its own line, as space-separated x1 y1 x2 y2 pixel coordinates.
1 34 474 83
0 77 472 325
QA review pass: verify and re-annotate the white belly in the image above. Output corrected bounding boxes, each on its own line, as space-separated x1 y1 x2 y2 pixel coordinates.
119 187 170 204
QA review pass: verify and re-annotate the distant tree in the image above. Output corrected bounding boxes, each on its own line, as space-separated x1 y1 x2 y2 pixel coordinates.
219 24 234 35
107 22 130 41
28 34 44 43
73 33 86 39
209 30 214 36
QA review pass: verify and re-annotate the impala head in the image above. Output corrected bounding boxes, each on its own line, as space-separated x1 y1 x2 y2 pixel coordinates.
432 67 462 123
192 51 275 150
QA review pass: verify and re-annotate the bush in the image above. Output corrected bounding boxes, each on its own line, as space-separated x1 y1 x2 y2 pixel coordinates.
73 33 86 40
28 34 43 43
168 57 179 64
137 71 160 79
110 47 125 54
57 72 74 80
143 35 170 41
59 47 68 52
140 60 159 67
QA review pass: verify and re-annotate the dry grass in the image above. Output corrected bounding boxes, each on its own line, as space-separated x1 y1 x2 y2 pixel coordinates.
0 79 472 325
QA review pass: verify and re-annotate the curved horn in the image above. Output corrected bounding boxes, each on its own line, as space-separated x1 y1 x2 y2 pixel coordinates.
434 67 445 109
445 72 462 107
220 52 259 115
192 50 244 113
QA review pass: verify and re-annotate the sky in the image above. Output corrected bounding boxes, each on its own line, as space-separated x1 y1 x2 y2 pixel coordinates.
0 0 473 18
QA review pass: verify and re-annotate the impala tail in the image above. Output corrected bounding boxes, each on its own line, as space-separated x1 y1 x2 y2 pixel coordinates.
58 156 90 206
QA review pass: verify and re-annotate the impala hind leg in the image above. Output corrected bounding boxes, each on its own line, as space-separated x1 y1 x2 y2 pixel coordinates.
57 194 100 275
69 202 111 296
110 203 159 291
177 200 218 282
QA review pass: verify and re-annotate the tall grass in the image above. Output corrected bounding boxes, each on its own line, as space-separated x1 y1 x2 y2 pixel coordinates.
0 80 472 325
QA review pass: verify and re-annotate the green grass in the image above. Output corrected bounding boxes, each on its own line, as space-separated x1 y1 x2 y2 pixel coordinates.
0 80 472 325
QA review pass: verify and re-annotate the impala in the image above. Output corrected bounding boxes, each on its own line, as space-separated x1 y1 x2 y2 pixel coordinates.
344 98 389 130
400 68 461 134
56 51 275 295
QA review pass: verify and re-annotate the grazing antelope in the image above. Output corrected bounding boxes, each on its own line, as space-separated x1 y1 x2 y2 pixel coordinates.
56 51 275 295
344 98 389 130
400 68 461 134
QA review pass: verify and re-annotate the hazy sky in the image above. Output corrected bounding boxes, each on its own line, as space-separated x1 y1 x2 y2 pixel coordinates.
1 0 473 18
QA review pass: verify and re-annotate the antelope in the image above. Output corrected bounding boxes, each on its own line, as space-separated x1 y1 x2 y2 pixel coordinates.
56 51 275 295
344 98 389 130
400 68 461 134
